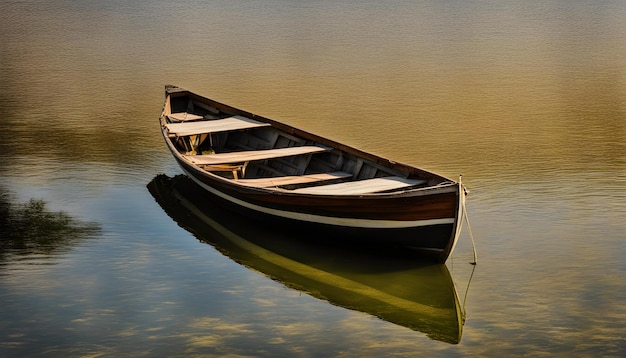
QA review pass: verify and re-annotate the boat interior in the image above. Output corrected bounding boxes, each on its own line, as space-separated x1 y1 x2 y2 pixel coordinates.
164 96 435 194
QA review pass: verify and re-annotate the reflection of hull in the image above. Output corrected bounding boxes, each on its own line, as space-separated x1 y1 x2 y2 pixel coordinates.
148 175 465 344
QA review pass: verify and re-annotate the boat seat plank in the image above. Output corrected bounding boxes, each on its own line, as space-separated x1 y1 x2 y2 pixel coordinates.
235 171 352 188
185 145 329 165
168 112 205 122
291 176 426 195
202 163 247 180
166 116 270 136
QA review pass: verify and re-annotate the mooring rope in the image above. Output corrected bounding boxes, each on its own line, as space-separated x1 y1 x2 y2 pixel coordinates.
460 175 477 265
465 202 477 265
457 176 477 322
461 260 477 322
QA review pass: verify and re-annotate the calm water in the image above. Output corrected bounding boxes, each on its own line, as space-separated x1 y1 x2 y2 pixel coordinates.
1 0 625 356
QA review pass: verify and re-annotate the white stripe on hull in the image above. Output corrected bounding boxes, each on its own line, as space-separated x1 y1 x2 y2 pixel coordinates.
182 167 456 229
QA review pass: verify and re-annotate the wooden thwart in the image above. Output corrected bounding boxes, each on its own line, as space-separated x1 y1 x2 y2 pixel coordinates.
202 163 248 180
168 112 204 122
235 171 352 188
291 176 426 195
166 115 270 136
185 145 329 165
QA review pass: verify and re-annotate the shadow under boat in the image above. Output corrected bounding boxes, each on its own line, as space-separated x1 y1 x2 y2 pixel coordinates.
147 174 466 344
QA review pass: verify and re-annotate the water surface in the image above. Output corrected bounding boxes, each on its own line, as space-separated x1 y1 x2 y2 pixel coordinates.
1 0 625 356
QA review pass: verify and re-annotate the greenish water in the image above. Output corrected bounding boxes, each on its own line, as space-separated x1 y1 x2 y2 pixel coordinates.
1 0 625 356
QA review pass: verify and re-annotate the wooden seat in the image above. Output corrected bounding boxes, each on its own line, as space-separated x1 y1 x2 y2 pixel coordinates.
290 176 426 195
185 146 330 165
165 116 270 137
167 112 204 122
202 163 249 180
234 172 352 188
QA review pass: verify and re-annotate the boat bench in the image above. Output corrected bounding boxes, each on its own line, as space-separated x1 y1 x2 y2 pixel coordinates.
167 112 204 122
165 115 270 137
197 163 249 180
235 171 353 188
290 176 427 195
184 145 331 179
185 146 329 165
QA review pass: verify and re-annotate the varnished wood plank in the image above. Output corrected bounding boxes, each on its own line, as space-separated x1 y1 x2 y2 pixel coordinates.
235 171 352 188
166 116 270 136
291 176 426 195
185 146 329 165
167 112 204 122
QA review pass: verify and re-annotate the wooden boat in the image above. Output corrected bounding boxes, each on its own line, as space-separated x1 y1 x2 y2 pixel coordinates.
148 174 466 344
159 85 467 263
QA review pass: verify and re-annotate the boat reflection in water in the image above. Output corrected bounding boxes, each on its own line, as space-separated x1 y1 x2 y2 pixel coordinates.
148 174 466 344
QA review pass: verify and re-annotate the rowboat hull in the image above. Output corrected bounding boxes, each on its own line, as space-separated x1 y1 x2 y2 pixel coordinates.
178 162 460 255
160 86 466 262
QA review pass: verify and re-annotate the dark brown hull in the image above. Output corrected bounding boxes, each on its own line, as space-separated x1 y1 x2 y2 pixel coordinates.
160 86 466 262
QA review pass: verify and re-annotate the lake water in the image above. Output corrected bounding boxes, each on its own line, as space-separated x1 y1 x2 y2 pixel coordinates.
1 0 625 356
